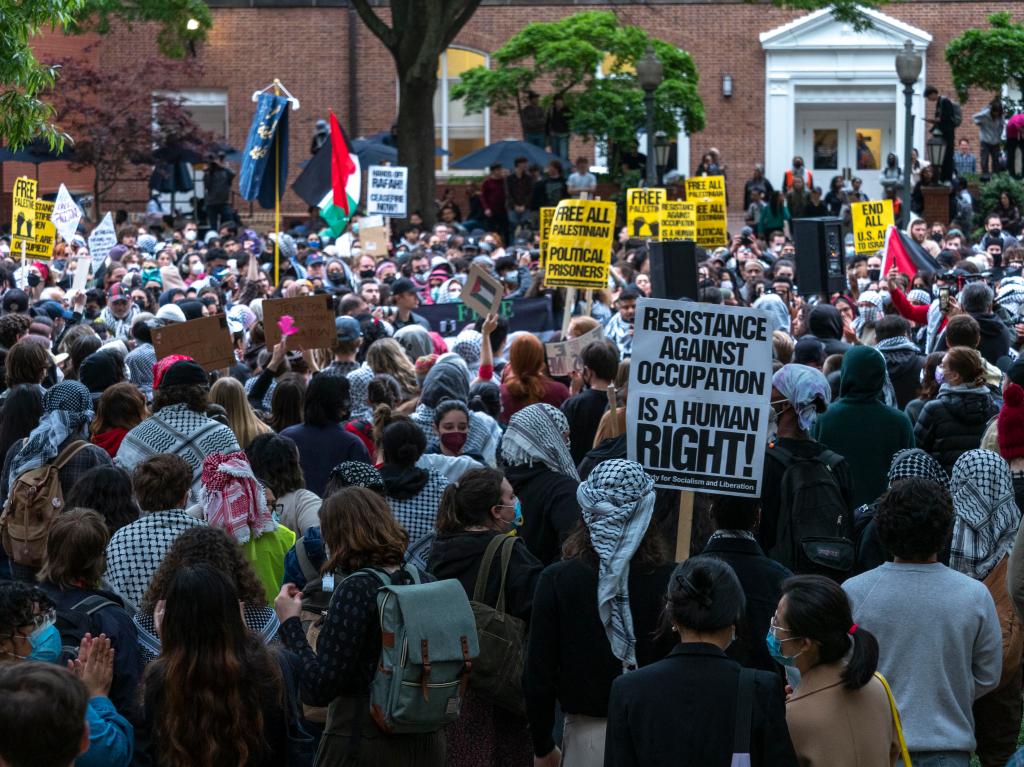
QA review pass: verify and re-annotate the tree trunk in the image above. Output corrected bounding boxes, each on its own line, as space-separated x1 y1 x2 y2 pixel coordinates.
397 72 440 228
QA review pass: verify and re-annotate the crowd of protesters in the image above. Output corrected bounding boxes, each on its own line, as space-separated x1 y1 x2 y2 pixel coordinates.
3 156 1024 767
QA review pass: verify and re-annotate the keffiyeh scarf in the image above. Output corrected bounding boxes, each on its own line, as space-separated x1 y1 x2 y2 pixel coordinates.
577 460 656 670
949 449 1021 580
771 364 831 433
328 460 385 491
8 381 93 484
888 448 949 488
501 404 580 481
200 451 277 544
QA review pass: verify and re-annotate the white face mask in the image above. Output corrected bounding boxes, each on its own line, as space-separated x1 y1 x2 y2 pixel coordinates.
184 230 197 242
190 262 204 275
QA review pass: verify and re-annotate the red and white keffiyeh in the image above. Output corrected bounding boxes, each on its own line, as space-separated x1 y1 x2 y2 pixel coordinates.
200 452 276 544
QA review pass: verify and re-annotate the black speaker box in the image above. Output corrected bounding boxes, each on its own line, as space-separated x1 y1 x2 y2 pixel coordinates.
648 240 699 301
791 217 846 295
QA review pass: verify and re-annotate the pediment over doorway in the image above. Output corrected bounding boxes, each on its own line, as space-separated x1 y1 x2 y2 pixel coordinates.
759 6 932 51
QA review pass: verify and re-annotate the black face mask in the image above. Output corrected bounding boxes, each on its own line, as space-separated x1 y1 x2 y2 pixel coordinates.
383 275 396 285
26 273 41 288
328 271 343 282
868 268 881 282
134 299 147 311
85 308 100 320
359 269 376 280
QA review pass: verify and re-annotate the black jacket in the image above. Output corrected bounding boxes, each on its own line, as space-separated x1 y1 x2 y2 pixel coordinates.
807 305 851 357
913 386 999 474
881 347 926 410
561 388 609 467
695 536 791 672
427 530 542 622
605 643 799 767
504 462 580 565
935 312 1013 367
524 557 676 757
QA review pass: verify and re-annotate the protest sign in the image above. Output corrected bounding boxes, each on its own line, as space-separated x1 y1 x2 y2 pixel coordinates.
661 201 697 241
88 213 117 271
152 315 235 372
23 201 56 260
263 294 335 349
459 262 504 318
851 199 894 255
360 225 390 258
544 199 615 290
10 177 36 254
69 257 91 297
685 176 728 248
366 166 408 218
416 296 554 336
627 300 772 496
545 325 604 377
627 188 665 239
539 207 555 271
51 184 83 244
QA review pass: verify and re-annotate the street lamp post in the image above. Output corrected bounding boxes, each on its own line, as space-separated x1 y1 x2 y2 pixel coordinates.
895 40 922 227
636 45 664 187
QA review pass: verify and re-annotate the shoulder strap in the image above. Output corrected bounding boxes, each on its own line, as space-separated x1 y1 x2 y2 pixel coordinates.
52 440 90 470
733 668 755 756
68 595 116 616
874 672 912 766
818 449 845 472
767 442 794 466
494 536 516 615
473 534 508 603
295 537 318 583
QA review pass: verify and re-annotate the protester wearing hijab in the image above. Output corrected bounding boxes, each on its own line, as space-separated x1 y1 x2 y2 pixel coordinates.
394 324 434 362
812 347 915 507
807 304 851 356
501 404 582 565
753 293 791 335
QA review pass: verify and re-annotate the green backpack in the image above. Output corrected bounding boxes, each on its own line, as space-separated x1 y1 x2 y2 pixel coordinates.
365 566 479 735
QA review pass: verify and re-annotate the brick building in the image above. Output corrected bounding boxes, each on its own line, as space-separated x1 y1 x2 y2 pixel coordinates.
5 1 1018 224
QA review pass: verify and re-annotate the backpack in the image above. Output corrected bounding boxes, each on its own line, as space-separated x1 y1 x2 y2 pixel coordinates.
55 594 117 660
949 100 963 127
767 443 854 580
0 440 90 567
468 535 527 716
982 555 1024 689
299 575 335 725
365 565 479 734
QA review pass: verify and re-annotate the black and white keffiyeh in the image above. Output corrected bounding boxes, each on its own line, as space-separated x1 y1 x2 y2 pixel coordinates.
577 459 656 671
501 403 579 481
950 449 1021 580
888 448 949 488
328 461 385 491
874 336 921 354
8 381 93 484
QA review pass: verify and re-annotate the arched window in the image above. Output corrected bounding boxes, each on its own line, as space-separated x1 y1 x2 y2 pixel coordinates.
434 48 489 172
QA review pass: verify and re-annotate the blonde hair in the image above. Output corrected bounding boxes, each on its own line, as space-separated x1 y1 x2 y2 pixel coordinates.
210 377 271 449
366 338 418 399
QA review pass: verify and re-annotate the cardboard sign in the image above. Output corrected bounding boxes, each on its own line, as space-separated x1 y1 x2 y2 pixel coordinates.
685 176 728 248
544 199 616 290
360 225 390 258
626 300 772 496
51 183 83 244
152 314 235 372
851 199 894 255
545 325 605 377
10 177 36 252
23 201 56 259
88 212 117 271
627 187 665 240
539 207 555 271
661 201 697 241
459 262 504 318
366 165 408 218
263 294 336 349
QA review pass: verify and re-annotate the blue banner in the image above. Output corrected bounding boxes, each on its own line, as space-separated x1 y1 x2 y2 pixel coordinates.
415 296 554 336
239 93 290 209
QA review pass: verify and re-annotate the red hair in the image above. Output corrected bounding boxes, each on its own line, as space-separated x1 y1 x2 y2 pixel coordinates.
505 334 547 404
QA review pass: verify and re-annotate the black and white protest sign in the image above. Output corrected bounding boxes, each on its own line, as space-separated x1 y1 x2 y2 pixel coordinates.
88 212 116 271
366 165 408 218
626 300 772 496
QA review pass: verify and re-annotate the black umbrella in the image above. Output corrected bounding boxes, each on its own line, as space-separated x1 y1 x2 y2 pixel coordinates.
352 138 398 166
0 139 77 179
450 140 560 170
152 143 207 164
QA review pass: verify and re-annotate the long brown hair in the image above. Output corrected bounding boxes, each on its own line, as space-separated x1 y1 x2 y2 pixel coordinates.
321 487 408 574
146 564 281 767
562 515 669 571
504 334 548 403
944 346 986 388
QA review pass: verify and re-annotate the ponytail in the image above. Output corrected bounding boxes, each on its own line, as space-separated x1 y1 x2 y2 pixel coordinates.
842 625 880 690
436 484 462 535
434 469 504 535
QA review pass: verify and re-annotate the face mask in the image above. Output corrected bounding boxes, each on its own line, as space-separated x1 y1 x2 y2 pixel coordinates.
430 287 441 302
765 629 802 667
932 284 941 299
990 228 1002 238
184 230 197 241
415 270 430 282
503 271 520 287
359 269 376 280
27 624 63 663
328 270 343 282
721 280 733 292
440 431 468 454
793 162 803 170
383 275 396 285
134 299 147 311
190 263 204 275
857 277 870 291
85 308 100 320
352 223 360 234
868 268 881 282
768 406 779 435
935 366 945 384
27 273 41 288
513 499 523 529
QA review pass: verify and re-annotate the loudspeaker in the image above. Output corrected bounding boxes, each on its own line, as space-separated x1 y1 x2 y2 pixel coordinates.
791 217 846 296
648 240 699 301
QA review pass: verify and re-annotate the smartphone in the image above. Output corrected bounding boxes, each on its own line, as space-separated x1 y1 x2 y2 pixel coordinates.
939 286 950 313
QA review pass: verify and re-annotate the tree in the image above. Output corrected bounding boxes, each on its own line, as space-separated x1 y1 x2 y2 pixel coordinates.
0 0 211 149
348 0 482 227
947 13 1024 108
48 52 210 216
451 12 705 176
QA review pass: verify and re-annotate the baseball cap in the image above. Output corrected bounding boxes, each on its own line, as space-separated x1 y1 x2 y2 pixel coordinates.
335 316 363 343
307 254 326 266
34 300 73 321
390 277 417 296
107 284 130 303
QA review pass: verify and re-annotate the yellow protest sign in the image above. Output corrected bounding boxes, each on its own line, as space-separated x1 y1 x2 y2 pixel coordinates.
627 187 664 240
10 177 37 252
661 201 696 241
25 201 57 260
539 207 555 271
685 175 728 248
545 199 616 290
851 199 894 255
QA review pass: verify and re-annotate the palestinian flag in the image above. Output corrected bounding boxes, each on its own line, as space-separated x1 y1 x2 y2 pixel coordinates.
466 270 499 309
880 225 940 280
291 112 360 236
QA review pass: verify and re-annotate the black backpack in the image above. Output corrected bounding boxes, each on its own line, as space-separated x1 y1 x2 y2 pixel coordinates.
55 594 116 660
767 443 854 581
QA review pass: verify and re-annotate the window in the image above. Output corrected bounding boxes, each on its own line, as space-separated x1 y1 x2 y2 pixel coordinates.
434 48 489 172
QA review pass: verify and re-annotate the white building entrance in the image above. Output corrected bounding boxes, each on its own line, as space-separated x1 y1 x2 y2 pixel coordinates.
761 8 932 203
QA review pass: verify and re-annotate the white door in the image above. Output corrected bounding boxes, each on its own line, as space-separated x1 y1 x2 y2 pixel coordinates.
797 110 894 200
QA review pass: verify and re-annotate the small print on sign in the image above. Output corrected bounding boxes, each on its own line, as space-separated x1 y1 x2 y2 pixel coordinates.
544 199 615 290
851 199 894 255
627 188 665 240
51 184 83 245
366 166 408 218
545 325 605 377
10 177 37 250
661 201 697 242
684 176 728 249
263 295 336 349
23 201 57 260
88 213 117 271
539 207 555 272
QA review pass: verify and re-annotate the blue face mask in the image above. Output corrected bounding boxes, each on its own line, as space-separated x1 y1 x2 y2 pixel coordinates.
765 629 802 667
27 624 63 663
513 499 523 529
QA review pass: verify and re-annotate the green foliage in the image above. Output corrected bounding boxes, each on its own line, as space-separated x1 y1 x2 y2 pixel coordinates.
947 13 1024 108
0 0 210 148
975 173 1024 229
451 11 705 157
768 0 884 31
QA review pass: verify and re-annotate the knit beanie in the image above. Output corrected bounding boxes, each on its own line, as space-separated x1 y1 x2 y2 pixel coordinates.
998 383 1024 460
